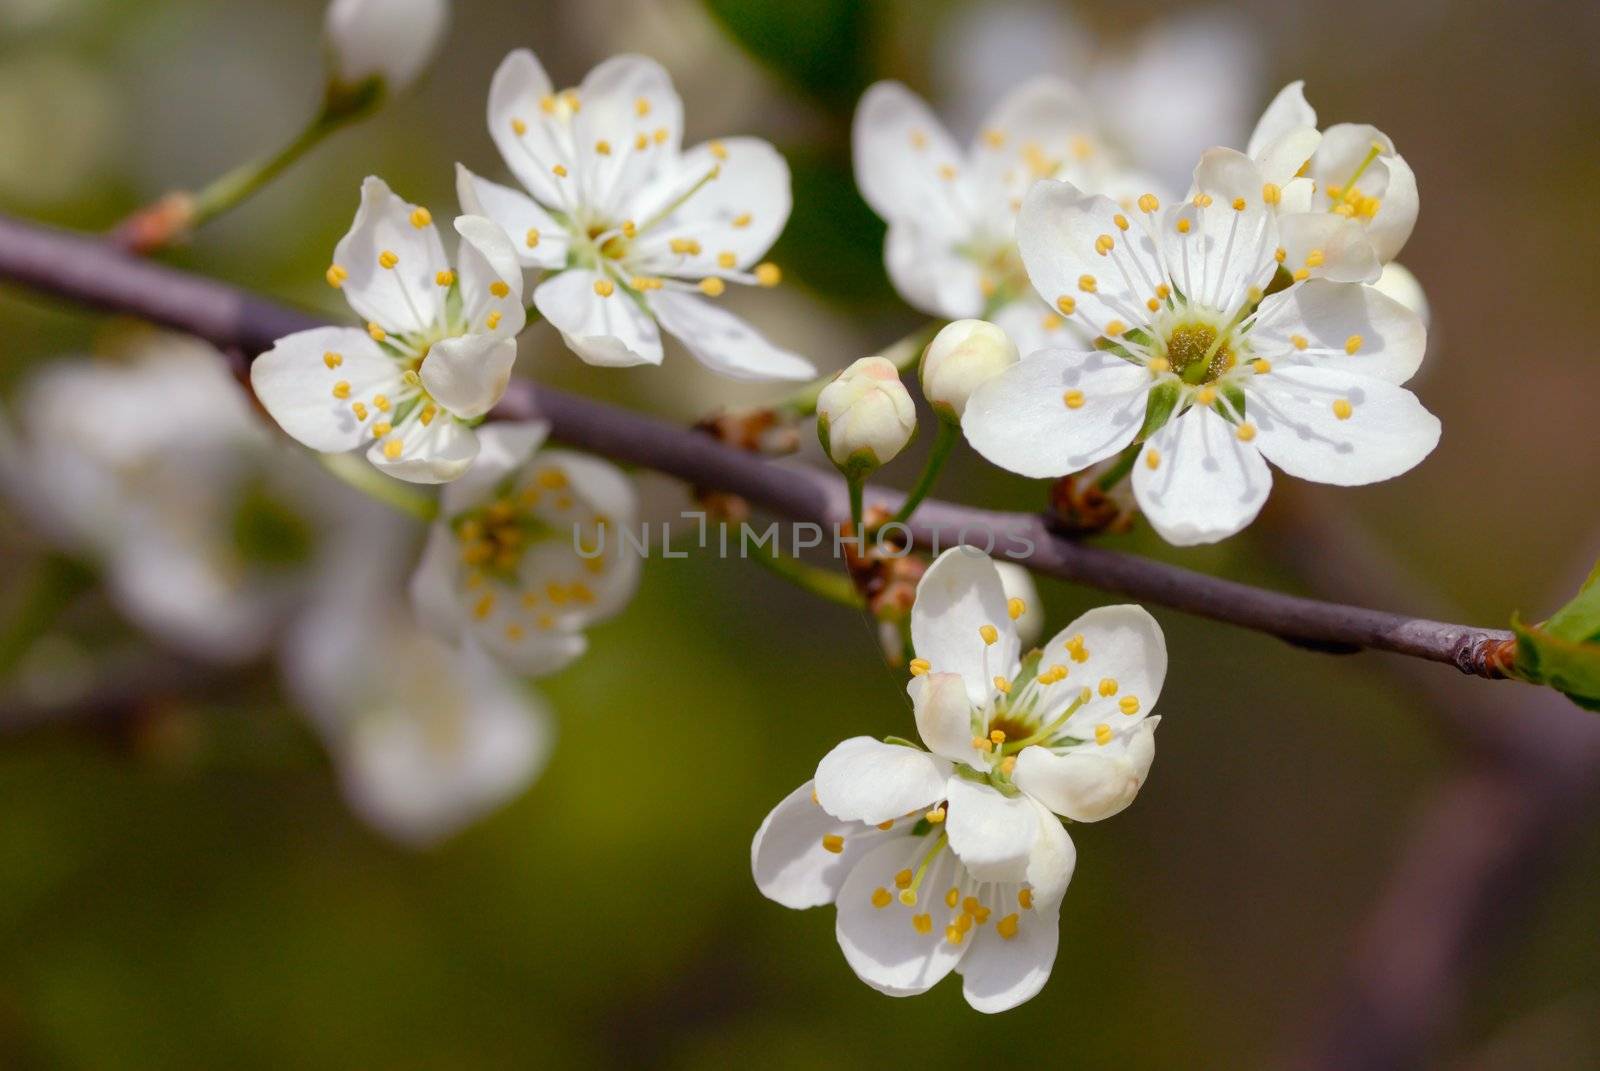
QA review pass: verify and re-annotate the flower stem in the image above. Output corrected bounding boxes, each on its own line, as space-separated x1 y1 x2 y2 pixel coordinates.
745 530 862 608
848 475 865 536
1095 442 1142 493
317 452 438 523
779 320 939 419
880 419 956 530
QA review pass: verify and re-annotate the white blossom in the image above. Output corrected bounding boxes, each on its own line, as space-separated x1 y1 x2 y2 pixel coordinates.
919 318 1018 422
753 548 1166 1012
324 0 449 97
816 356 917 472
252 176 525 484
457 49 813 381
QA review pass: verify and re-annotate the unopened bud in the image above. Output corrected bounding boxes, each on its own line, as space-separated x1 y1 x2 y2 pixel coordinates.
919 319 1018 421
325 0 449 98
817 356 917 475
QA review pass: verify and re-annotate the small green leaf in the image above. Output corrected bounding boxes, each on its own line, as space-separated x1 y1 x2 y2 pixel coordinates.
1511 561 1600 709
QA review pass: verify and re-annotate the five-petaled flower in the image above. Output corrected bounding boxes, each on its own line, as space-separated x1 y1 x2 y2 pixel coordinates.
252 175 526 484
853 77 1160 359
456 49 814 381
753 548 1166 1012
409 421 640 675
963 149 1440 545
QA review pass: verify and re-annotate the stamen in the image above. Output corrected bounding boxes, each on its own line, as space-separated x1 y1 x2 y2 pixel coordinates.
1120 696 1140 715
1332 399 1353 420
409 207 431 229
821 834 845 854
1062 390 1085 409
908 658 930 676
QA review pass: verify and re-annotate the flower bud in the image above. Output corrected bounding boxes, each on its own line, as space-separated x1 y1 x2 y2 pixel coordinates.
816 356 916 475
919 318 1018 421
324 0 449 98
994 562 1042 648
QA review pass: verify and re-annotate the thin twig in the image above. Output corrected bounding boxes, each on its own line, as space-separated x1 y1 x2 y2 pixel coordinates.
0 212 1521 678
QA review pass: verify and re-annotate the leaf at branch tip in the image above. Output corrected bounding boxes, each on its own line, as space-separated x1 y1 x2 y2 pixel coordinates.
1511 560 1600 710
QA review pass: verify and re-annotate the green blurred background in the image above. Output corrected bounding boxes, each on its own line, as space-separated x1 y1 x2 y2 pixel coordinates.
2 0 1598 1066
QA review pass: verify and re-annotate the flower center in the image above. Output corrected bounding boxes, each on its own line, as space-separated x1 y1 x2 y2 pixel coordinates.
453 495 551 581
1162 321 1236 385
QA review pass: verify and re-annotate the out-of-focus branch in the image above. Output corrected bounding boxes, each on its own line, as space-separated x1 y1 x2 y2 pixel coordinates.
0 212 1524 679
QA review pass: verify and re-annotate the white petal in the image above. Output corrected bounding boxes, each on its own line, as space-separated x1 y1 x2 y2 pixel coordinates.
957 878 1062 1013
835 836 967 995
1255 126 1321 190
575 53 684 214
815 737 951 825
1014 718 1159 823
408 522 467 635
648 290 814 382
910 672 977 764
324 0 448 95
1016 180 1166 336
994 561 1043 648
454 214 526 339
944 777 1037 885
250 326 400 452
991 296 1094 360
753 781 886 909
456 162 568 270
628 138 789 272
1132 405 1271 545
533 270 663 368
487 49 568 206
963 347 1150 479
366 413 479 484
852 81 966 226
968 76 1096 201
1246 81 1318 160
1248 365 1440 485
1038 603 1168 734
333 176 449 335
1365 151 1417 263
883 221 984 320
1171 149 1279 313
1024 799 1077 904
1372 261 1429 326
911 547 1018 707
1277 212 1380 284
475 626 589 678
437 420 549 514
419 335 517 421
1251 278 1426 384
536 448 642 622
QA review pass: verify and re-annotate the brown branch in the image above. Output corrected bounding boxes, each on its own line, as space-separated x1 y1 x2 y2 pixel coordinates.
0 211 1521 678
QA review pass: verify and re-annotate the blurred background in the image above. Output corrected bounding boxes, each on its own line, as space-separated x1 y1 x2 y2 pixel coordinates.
1 0 1598 1066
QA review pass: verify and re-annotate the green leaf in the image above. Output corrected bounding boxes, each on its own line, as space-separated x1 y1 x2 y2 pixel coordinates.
1510 560 1600 709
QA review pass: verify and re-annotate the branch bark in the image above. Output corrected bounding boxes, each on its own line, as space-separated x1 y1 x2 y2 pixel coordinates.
0 212 1519 678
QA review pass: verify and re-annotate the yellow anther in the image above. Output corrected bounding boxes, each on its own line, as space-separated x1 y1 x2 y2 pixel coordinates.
373 394 391 412
383 438 403 460
1147 298 1161 312
937 164 957 181
877 820 894 831
1098 677 1119 697
1056 295 1077 316
525 228 541 249
1120 695 1141 715
1063 390 1085 409
378 250 399 270
322 351 343 369
1065 633 1088 662
699 277 726 297
1145 448 1161 470
894 868 914 889
1195 386 1217 406
504 623 524 641
1077 274 1097 293
1274 247 1287 264
371 421 391 437
983 128 1006 148
1042 313 1064 332
1333 398 1354 420
593 278 615 297
1305 249 1326 268
1018 888 1034 909
552 164 568 177
432 269 454 287
1156 284 1170 299
732 213 753 229
989 729 1007 745
634 96 651 117
754 262 781 287
716 251 737 269
1334 203 1356 218
1176 218 1192 234
1094 723 1113 746
707 139 728 160
1292 268 1309 281
1232 197 1247 211
1137 192 1160 213
367 323 386 342
871 887 892 909
619 220 637 238
999 756 1016 775
325 264 348 288
956 912 975 934
1193 193 1213 208
409 207 432 229
925 807 946 823
1113 213 1130 231
912 913 933 934
484 310 501 330
351 402 368 420
1291 334 1309 350
1147 357 1171 376
945 887 961 909
971 736 993 753
1007 597 1026 621
511 117 528 135
653 126 668 144
1235 422 1257 442
908 658 930 676
821 834 845 854
979 624 999 646
489 280 511 299
536 468 568 489
899 888 918 906
1104 320 1126 337
419 403 437 426
1252 358 1272 374
1345 334 1364 355
594 139 612 155
945 925 965 945
1263 182 1282 205
402 369 421 387
331 380 351 399
997 913 1020 939
472 593 494 620
1095 234 1115 255
634 133 649 151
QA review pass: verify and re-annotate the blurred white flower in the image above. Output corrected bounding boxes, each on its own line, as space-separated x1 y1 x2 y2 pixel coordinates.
457 49 813 382
286 508 551 848
852 77 1155 358
753 549 1166 1012
410 422 640 676
323 0 449 97
0 334 335 663
919 318 1018 422
817 356 917 473
965 152 1439 545
252 176 525 484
